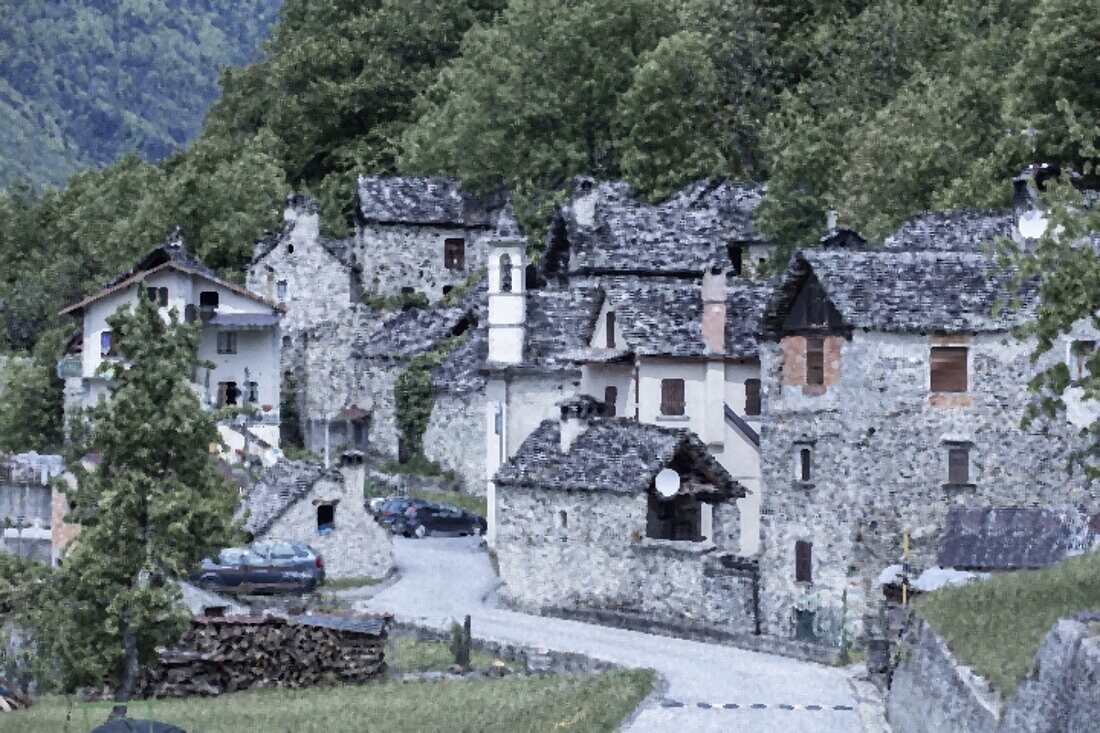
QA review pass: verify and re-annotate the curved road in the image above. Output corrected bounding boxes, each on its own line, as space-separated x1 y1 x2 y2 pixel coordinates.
358 536 885 733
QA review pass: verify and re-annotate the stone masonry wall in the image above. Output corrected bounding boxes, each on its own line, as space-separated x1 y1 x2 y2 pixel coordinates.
758 330 1098 646
424 391 486 494
357 224 488 303
496 486 756 633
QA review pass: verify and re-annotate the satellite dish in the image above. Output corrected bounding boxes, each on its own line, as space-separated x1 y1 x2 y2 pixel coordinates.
655 468 680 498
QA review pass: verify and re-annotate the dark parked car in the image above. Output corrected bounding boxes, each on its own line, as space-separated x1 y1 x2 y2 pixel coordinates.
190 540 324 594
393 503 487 538
374 497 431 531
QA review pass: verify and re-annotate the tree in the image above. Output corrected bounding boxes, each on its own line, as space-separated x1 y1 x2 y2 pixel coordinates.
0 328 66 453
42 296 241 697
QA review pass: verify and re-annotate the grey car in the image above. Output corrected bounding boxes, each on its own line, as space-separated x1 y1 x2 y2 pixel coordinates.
190 540 325 594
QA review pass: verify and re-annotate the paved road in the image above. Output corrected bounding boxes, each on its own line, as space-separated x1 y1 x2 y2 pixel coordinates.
358 536 884 733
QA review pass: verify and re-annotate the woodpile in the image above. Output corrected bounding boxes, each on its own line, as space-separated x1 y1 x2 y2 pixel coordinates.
0 680 31 712
140 613 390 698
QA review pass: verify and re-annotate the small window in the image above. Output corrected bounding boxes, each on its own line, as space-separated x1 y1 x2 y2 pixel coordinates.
745 379 761 416
282 335 291 349
1070 340 1096 383
806 338 824 385
317 504 335 533
444 238 466 270
100 330 114 357
276 280 288 301
500 254 514 293
948 447 970 484
660 378 685 416
146 286 158 303
245 381 259 403
604 386 618 417
558 510 568 530
795 540 813 583
217 331 237 354
931 346 968 392
199 291 219 309
605 311 616 348
727 244 743 276
798 448 812 482
217 381 239 407
184 304 197 323
442 285 453 296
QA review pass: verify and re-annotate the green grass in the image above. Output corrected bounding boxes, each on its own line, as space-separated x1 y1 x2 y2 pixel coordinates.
915 550 1100 697
0 669 656 733
386 637 498 673
321 576 384 592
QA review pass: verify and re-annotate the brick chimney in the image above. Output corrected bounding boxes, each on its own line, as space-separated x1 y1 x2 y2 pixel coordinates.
702 265 727 354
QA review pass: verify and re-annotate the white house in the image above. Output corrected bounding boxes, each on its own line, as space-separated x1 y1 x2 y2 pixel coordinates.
59 229 283 445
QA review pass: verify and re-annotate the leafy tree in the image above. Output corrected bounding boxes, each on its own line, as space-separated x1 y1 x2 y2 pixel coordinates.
41 296 241 697
0 328 66 453
615 32 724 201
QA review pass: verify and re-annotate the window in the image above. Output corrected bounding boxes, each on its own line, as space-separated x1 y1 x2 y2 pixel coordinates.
646 493 702 541
660 379 685 416
727 244 743 276
276 280 288 301
217 331 237 354
795 540 813 583
948 447 970 484
317 504 335 533
217 381 239 407
931 346 968 392
499 254 513 293
794 609 816 642
100 330 115 357
244 381 259 404
146 286 168 306
558 510 568 530
281 335 291 349
798 448 812 482
604 386 618 417
745 379 761 416
806 338 824 385
444 238 465 270
199 291 219 309
442 285 453 296
184 304 197 323
1071 340 1096 383
605 311 616 348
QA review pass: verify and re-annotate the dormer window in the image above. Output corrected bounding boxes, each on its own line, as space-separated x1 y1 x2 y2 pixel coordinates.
444 238 465 270
605 311 616 348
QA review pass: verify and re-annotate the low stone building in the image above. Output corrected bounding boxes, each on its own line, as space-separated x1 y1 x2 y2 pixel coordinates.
756 199 1099 647
242 452 394 580
0 452 65 564
494 396 758 635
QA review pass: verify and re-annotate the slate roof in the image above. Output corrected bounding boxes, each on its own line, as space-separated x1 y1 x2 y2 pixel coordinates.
520 288 604 368
763 249 1037 335
543 178 766 278
242 460 329 535
355 283 484 361
883 210 1015 252
432 326 487 394
356 176 505 227
937 507 1095 571
494 417 744 499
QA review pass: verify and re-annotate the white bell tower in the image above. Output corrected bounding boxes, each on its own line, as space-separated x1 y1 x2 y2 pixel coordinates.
487 234 526 364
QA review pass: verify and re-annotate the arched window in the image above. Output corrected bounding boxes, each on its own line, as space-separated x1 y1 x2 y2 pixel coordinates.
499 254 513 293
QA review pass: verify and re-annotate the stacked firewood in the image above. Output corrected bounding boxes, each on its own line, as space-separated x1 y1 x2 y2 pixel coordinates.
140 613 390 698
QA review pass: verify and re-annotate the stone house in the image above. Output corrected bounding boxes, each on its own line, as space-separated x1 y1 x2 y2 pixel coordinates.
242 452 394 579
0 452 65 564
60 230 283 446
494 395 758 635
756 201 1098 647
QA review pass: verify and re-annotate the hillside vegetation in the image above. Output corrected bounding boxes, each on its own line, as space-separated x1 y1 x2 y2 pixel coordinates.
0 0 281 189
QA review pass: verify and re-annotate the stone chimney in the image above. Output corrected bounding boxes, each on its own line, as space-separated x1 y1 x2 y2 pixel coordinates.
701 265 727 354
337 450 366 497
487 232 527 364
284 193 320 242
559 396 600 453
573 176 597 227
1012 164 1059 241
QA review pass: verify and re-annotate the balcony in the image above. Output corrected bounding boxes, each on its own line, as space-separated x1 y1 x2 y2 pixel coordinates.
55 354 83 379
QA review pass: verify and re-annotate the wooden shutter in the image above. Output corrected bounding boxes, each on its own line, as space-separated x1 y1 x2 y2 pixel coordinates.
605 311 616 348
661 379 685 416
604 386 618 417
795 541 813 583
948 447 969 484
806 338 824 385
931 347 968 392
745 379 761 416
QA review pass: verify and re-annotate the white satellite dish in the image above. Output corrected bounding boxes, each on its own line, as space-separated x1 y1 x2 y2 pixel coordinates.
655 468 680 498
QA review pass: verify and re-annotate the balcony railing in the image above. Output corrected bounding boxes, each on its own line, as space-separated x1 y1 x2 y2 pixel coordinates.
56 354 82 379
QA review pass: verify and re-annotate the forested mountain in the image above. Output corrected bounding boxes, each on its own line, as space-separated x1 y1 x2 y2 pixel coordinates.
0 0 1096 357
0 0 281 188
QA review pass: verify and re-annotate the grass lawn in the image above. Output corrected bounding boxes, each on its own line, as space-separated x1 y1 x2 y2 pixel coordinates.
915 550 1100 697
321 576 384 592
386 637 500 673
0 669 656 733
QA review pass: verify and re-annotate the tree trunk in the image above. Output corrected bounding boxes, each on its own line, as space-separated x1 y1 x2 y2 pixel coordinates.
117 606 141 701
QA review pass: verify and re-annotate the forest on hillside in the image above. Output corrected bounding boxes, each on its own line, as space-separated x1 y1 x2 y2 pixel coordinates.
0 0 1096 358
0 0 282 188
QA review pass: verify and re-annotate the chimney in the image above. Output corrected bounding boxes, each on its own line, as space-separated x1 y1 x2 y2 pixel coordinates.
1012 164 1059 241
825 209 838 233
573 176 597 227
284 193 320 242
701 265 727 354
337 450 366 496
559 397 599 453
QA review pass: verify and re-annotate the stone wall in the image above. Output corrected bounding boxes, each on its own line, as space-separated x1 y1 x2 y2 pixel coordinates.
358 224 489 303
261 463 394 579
424 391 486 493
496 485 756 634
758 330 1098 646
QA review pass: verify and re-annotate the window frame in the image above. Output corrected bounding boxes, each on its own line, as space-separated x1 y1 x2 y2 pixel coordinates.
798 447 812 483
947 445 971 485
660 378 686 416
217 331 238 355
795 540 813 583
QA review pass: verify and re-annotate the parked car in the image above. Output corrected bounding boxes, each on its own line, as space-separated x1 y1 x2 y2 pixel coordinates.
190 540 324 594
393 503 487 538
374 497 431 531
